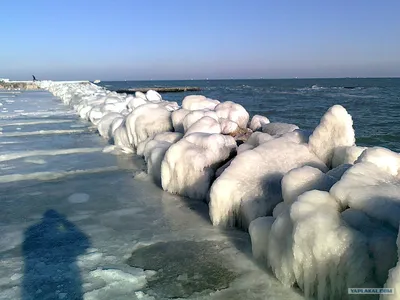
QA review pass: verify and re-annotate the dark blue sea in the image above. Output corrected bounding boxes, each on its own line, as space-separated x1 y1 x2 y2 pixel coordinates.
100 78 400 152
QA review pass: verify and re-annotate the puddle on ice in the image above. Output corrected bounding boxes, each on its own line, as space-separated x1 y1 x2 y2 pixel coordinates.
127 240 237 298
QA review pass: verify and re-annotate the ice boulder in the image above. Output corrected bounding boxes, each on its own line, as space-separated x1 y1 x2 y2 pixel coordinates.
250 190 373 300
214 101 249 129
161 133 236 200
143 132 183 185
332 145 368 168
171 109 191 133
342 208 398 286
281 166 337 204
97 112 123 140
309 105 355 168
127 97 148 111
181 95 220 110
182 110 219 133
249 115 270 131
88 107 104 125
330 162 400 228
185 116 222 136
146 90 162 102
135 91 147 100
137 131 182 156
356 147 400 176
112 122 134 154
125 103 173 150
209 137 327 230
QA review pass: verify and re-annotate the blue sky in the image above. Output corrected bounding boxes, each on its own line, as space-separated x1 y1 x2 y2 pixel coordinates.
1 0 399 80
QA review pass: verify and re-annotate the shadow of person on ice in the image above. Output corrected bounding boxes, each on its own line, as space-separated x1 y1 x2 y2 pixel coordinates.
22 209 90 300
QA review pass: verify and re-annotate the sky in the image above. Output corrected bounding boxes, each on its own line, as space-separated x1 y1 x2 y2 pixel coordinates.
1 0 400 80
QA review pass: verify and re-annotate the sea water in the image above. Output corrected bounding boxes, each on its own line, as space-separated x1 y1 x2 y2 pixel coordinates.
0 78 399 299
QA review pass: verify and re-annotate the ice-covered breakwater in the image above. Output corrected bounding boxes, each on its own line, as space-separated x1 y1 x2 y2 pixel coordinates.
38 80 400 300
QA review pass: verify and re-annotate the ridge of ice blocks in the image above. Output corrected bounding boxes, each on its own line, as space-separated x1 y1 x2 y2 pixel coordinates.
309 105 356 168
209 137 327 230
249 190 374 300
181 95 220 110
249 114 270 131
161 133 237 200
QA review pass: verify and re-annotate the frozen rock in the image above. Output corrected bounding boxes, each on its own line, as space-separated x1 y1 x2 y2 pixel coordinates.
161 133 236 200
209 137 327 230
249 114 270 131
181 95 220 110
309 105 355 168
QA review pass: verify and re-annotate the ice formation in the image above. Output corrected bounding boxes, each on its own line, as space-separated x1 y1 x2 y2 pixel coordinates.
161 133 236 200
249 114 270 131
181 95 220 110
309 105 356 167
39 81 400 300
209 137 327 230
214 101 249 129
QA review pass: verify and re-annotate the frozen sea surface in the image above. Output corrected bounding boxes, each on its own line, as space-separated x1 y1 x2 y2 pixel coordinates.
0 91 304 299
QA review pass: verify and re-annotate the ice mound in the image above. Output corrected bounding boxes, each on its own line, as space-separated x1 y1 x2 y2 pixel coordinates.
182 110 219 133
249 114 270 131
281 166 337 205
185 116 222 136
145 90 162 102
161 133 236 200
309 105 356 167
332 145 368 168
181 95 220 110
142 132 183 185
112 121 133 153
330 161 400 228
171 109 191 133
356 147 400 176
127 96 147 111
214 101 249 129
125 103 173 151
341 209 398 286
209 137 327 230
250 190 373 300
97 112 123 140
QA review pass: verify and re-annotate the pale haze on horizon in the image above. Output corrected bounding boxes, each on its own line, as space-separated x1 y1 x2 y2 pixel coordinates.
1 0 400 81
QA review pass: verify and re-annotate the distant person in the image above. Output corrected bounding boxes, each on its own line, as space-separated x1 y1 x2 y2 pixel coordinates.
32 75 37 81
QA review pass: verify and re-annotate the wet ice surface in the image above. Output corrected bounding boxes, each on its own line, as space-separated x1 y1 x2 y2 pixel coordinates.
0 90 304 300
